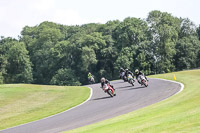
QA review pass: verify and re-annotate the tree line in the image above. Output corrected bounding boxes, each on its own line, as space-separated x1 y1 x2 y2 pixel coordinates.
1 10 200 85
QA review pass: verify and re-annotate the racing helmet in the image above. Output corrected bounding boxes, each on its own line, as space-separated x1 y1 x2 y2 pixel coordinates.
135 69 139 74
101 77 105 82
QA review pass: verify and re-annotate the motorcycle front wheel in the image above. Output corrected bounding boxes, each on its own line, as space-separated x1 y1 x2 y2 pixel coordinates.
131 80 134 86
107 89 114 97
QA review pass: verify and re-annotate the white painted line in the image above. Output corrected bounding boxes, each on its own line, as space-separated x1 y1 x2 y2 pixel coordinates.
153 78 184 96
1 87 93 131
63 87 93 112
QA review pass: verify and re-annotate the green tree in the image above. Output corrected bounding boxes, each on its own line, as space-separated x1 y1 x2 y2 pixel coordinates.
0 37 17 83
50 68 81 86
6 42 33 83
147 10 181 73
115 46 136 70
197 25 200 40
14 11 200 85
0 55 7 84
113 17 148 50
175 36 200 70
0 72 3 84
99 20 120 36
112 17 149 76
21 21 64 84
179 18 197 38
174 18 200 70
81 46 97 71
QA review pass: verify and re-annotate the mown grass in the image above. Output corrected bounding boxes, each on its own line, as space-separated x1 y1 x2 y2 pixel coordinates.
0 84 90 130
66 69 200 133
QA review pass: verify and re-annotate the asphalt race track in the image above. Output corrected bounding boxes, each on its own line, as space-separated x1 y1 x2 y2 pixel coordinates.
1 78 181 133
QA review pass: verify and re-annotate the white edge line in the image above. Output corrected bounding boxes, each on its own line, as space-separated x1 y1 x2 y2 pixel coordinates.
121 78 185 115
152 78 184 96
1 79 184 131
1 86 93 131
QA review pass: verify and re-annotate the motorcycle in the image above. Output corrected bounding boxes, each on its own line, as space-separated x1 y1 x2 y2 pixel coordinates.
127 74 135 86
123 75 128 82
103 83 116 97
138 75 148 87
120 72 125 79
88 76 95 84
120 72 128 82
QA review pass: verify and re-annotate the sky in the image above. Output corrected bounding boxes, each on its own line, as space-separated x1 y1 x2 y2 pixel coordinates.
0 0 200 39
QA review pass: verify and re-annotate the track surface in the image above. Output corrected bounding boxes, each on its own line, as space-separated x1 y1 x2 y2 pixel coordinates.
1 78 181 133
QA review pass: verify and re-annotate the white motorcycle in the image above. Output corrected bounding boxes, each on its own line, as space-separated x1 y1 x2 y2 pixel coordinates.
138 75 148 87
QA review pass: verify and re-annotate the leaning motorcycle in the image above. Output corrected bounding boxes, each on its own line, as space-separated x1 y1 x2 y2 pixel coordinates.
120 72 125 79
88 76 95 84
138 75 148 87
127 74 135 86
103 83 116 97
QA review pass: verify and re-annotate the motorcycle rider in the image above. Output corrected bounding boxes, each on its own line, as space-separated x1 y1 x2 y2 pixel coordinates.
119 67 125 79
100 77 116 96
101 77 110 88
124 69 134 80
135 69 148 84
88 72 93 82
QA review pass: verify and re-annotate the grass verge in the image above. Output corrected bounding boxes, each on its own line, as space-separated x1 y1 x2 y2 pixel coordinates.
65 69 200 133
0 84 90 130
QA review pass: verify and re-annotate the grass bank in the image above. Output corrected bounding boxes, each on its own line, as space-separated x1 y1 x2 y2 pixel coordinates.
66 69 200 133
0 84 90 130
